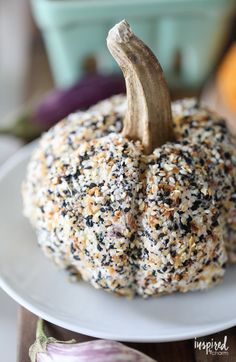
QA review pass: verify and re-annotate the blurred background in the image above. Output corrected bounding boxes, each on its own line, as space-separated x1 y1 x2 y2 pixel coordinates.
0 0 235 360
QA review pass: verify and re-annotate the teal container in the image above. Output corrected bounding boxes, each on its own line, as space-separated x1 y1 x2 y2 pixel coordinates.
31 0 236 88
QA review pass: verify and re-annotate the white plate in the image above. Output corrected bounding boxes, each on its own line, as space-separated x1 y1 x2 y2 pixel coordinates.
0 142 236 342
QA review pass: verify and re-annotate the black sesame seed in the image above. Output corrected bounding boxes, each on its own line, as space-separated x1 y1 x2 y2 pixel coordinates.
74 170 81 178
183 259 190 267
89 183 97 188
130 233 135 242
212 219 219 227
191 200 201 211
170 250 176 257
115 231 123 237
124 207 131 213
180 222 191 233
70 244 76 254
86 216 93 227
64 175 71 182
199 235 205 242
99 216 104 223
164 198 172 206
143 248 149 257
79 153 89 162
164 238 169 246
47 246 54 252
97 244 103 252
85 249 90 257
187 215 193 223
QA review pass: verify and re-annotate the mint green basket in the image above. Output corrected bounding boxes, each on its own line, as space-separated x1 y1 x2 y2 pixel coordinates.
31 0 236 88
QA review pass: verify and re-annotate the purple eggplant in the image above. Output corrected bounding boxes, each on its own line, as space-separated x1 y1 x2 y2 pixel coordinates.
29 319 156 362
0 73 126 142
34 73 126 127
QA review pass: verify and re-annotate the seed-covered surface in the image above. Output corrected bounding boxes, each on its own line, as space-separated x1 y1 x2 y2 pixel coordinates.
22 95 236 297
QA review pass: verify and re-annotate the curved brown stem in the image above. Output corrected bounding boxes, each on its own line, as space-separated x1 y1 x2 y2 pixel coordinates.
107 20 174 154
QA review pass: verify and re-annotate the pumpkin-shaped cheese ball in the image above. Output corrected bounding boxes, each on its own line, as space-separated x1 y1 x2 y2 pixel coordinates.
22 21 236 297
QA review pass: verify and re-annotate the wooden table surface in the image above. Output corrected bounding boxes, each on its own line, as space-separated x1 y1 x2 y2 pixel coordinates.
17 308 236 362
16 34 236 362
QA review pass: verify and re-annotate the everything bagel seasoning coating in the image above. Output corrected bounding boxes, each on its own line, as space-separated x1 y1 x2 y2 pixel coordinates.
22 95 236 297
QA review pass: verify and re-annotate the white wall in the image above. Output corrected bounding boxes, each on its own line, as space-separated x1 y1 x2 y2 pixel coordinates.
0 0 31 118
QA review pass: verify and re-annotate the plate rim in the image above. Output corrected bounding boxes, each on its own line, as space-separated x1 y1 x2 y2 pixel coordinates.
0 142 236 342
1 271 236 343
